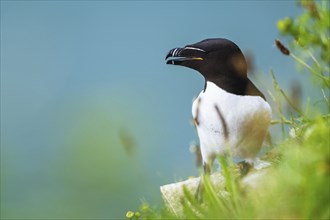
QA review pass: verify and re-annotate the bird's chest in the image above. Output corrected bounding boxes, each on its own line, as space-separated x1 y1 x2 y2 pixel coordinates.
192 90 240 137
192 85 244 132
191 83 271 158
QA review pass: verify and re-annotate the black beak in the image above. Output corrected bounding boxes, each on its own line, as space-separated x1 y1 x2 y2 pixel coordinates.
165 47 205 65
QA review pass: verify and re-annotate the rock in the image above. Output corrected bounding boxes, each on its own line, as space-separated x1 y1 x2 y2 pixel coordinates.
160 172 225 217
160 168 269 217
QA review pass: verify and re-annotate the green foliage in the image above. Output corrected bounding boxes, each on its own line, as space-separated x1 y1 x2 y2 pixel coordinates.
277 0 330 88
257 117 329 219
127 1 330 219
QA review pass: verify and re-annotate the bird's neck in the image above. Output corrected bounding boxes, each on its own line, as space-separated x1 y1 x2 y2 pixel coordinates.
205 74 248 96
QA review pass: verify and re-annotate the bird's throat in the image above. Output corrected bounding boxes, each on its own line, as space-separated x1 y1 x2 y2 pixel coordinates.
206 76 248 96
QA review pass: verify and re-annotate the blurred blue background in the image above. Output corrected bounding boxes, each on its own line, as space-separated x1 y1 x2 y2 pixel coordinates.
1 1 308 219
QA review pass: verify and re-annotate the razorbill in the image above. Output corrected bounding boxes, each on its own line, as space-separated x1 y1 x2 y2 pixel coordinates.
165 38 272 172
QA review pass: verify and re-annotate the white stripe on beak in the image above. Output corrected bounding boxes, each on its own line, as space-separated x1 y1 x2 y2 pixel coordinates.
172 48 178 56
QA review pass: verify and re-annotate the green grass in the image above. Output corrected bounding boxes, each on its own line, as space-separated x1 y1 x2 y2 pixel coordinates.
127 1 330 219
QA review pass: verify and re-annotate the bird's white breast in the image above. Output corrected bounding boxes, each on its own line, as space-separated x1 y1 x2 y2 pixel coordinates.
192 81 271 164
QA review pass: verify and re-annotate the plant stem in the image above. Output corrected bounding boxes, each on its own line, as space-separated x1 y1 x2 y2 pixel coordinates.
290 53 329 86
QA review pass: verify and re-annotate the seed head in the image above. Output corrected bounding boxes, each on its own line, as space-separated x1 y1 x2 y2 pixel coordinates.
275 39 290 56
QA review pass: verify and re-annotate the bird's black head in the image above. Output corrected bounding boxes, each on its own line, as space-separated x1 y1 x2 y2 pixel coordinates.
165 38 248 95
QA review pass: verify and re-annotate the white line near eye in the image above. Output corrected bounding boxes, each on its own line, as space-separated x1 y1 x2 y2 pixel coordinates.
184 47 206 52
